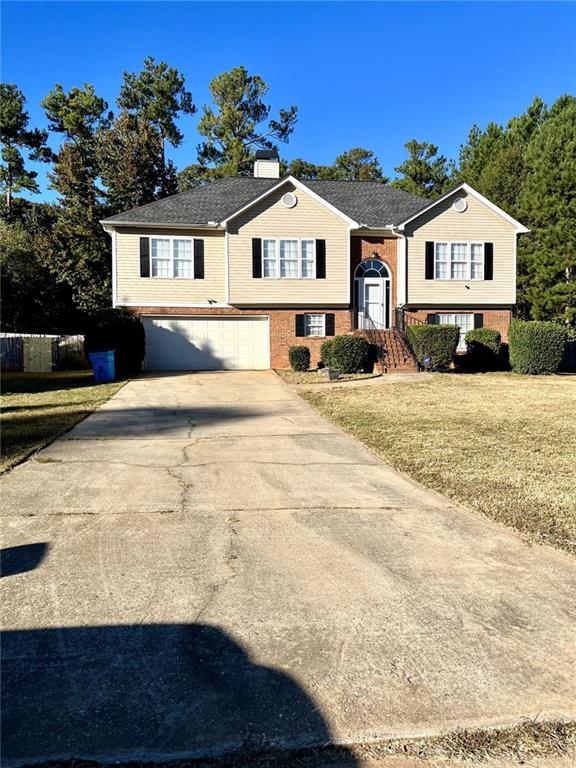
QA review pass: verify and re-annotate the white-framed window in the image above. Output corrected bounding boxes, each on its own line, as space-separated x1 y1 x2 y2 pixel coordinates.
304 313 325 337
435 242 448 279
263 239 277 278
437 313 474 351
434 241 484 280
262 238 316 279
450 242 468 279
470 243 484 279
280 239 298 278
151 238 171 278
150 237 195 279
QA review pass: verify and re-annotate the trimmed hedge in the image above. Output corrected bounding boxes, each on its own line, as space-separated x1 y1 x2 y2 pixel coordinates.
508 320 567 374
407 324 459 371
320 339 335 368
288 345 311 372
84 308 145 378
329 334 370 373
464 328 502 370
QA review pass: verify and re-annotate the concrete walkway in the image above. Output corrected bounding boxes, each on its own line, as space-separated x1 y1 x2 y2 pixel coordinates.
2 371 575 766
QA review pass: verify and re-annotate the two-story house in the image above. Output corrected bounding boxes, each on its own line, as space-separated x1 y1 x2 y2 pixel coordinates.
101 150 528 371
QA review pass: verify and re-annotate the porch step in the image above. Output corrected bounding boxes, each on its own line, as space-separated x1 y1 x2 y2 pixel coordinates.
354 326 419 373
377 330 419 373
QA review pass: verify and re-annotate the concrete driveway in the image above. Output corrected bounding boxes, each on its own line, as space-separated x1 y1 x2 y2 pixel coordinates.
2 371 575 766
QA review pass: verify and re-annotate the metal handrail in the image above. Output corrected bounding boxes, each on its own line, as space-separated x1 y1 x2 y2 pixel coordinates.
394 308 427 334
356 313 388 364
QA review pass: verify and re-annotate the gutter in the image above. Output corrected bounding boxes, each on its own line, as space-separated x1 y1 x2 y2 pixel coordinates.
99 221 224 231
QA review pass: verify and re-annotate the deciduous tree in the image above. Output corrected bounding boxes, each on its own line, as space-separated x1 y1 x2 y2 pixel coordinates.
97 111 164 212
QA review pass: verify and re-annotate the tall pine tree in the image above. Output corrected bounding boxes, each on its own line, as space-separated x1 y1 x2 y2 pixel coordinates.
518 95 576 323
40 84 113 312
118 57 194 197
392 140 450 198
180 66 297 188
0 84 52 216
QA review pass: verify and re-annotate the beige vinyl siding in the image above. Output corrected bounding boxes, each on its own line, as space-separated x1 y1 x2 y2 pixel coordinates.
115 228 226 305
405 191 516 305
228 183 350 305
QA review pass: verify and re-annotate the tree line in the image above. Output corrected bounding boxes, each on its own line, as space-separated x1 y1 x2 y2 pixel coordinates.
1 58 574 331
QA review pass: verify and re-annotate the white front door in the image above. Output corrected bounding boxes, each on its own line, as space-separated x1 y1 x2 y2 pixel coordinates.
358 278 388 329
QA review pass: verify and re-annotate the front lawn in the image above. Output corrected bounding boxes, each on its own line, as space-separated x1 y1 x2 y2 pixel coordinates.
300 373 576 554
0 371 124 472
276 370 379 385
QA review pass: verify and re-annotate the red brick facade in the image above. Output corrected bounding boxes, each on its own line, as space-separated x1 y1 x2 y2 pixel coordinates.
128 305 353 369
403 307 513 342
351 236 398 311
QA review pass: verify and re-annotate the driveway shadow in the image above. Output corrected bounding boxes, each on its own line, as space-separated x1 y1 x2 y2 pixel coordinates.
1 543 48 577
2 623 358 766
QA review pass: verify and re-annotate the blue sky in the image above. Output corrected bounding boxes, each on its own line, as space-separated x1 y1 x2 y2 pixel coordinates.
2 1 575 202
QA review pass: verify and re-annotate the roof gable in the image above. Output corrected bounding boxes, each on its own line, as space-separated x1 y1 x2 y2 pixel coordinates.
220 176 360 228
396 182 529 233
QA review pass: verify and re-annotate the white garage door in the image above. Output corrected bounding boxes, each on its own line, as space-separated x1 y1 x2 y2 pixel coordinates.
143 316 270 371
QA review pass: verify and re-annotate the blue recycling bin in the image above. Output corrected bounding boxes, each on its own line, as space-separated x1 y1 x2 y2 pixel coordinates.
88 350 115 383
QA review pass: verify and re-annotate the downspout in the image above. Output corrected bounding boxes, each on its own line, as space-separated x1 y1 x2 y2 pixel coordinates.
385 224 406 328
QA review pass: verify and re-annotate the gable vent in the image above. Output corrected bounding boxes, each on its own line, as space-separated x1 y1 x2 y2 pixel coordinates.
452 197 468 212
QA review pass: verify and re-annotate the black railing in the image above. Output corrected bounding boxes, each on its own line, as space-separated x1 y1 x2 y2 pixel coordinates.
394 308 427 334
356 313 387 364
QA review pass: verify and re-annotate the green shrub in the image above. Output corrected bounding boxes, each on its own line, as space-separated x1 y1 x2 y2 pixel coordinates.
464 328 502 370
508 320 567 375
288 345 310 372
84 308 145 378
329 334 370 373
320 339 335 368
58 350 90 371
407 324 459 371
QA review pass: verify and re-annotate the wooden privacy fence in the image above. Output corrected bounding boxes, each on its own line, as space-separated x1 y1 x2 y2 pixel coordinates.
1 334 85 372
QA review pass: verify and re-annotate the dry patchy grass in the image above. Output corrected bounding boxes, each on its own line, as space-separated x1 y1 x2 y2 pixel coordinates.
39 719 575 766
300 373 576 554
276 369 379 385
1 371 124 472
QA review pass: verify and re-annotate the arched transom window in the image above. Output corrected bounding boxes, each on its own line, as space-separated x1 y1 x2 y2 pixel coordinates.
355 259 390 278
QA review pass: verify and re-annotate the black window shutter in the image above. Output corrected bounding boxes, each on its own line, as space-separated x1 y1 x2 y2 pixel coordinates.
316 239 326 279
325 313 335 336
474 313 484 329
295 315 305 337
140 237 150 277
252 238 262 278
194 239 205 279
426 313 438 325
484 243 493 280
425 241 434 280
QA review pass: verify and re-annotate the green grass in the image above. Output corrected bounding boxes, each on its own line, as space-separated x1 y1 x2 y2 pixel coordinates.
0 371 124 472
300 372 576 555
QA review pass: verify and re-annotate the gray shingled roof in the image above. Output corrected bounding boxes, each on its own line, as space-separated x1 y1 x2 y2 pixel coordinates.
302 180 426 227
102 176 427 228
